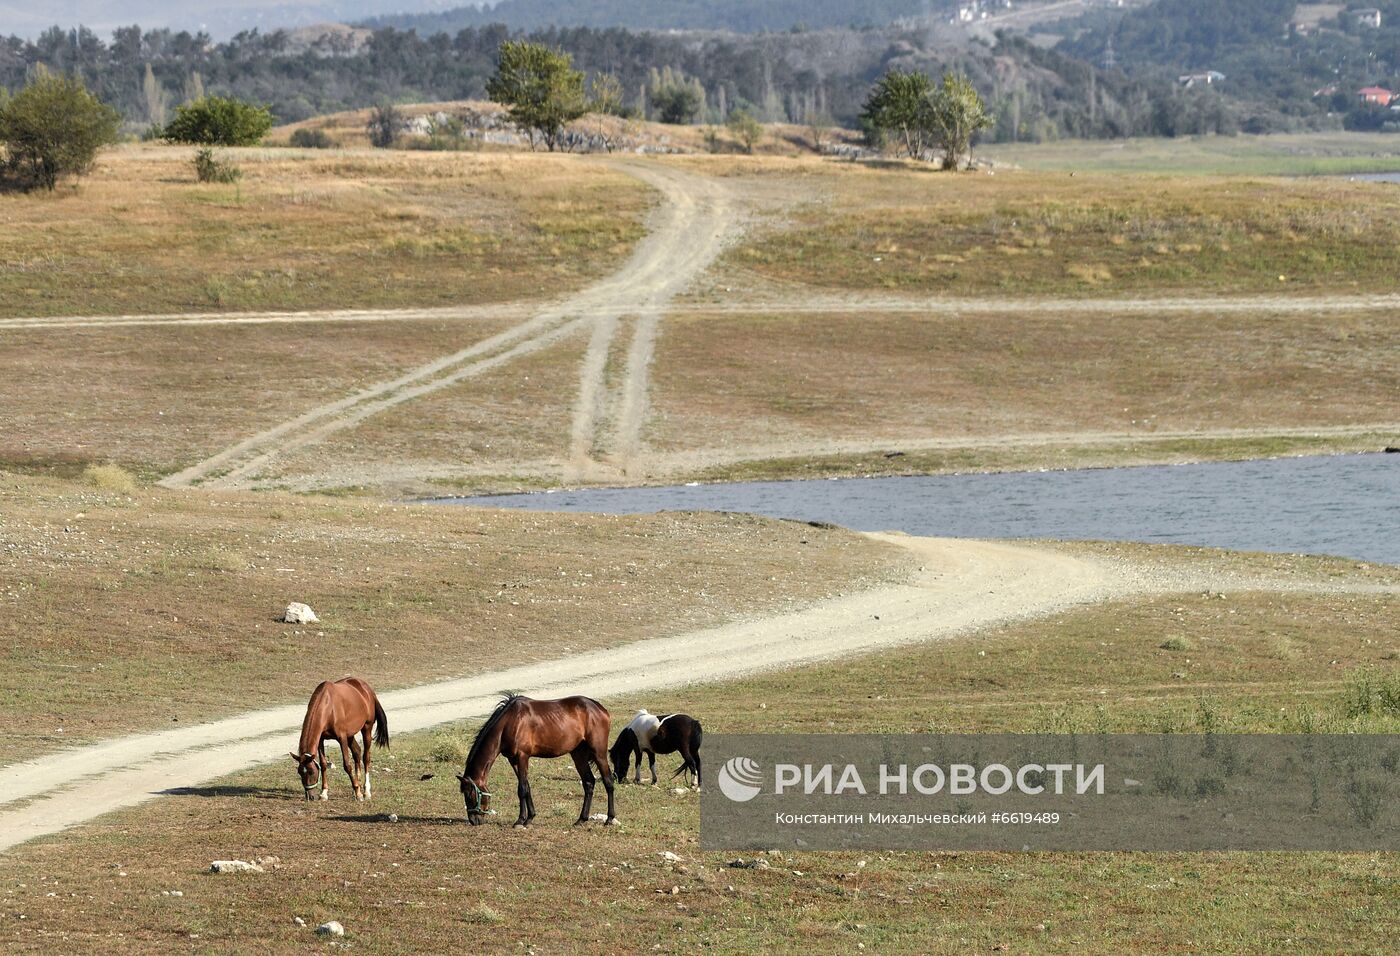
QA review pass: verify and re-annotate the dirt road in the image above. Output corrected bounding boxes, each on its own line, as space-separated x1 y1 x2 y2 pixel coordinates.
156 161 740 490
0 534 1135 853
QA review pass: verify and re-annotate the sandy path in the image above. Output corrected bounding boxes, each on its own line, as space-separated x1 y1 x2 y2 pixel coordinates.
12 292 1400 333
0 534 1136 853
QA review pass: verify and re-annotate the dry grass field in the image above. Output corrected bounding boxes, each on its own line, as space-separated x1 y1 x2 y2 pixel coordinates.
5 147 1398 492
0 473 907 765
3 547 1395 954
0 317 520 481
980 130 1400 176
644 307 1400 478
703 160 1400 297
0 146 649 318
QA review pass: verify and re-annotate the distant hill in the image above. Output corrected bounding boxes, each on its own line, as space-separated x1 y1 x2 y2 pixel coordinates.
363 0 943 34
1059 0 1400 131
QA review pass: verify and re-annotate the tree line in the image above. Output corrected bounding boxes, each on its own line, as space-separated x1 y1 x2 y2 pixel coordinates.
0 20 1255 142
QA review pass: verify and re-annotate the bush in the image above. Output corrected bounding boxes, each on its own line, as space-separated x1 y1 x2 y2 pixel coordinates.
427 734 468 763
82 463 136 493
163 95 272 146
1159 636 1192 651
289 127 334 149
367 102 401 149
192 147 241 183
726 108 763 153
0 67 120 191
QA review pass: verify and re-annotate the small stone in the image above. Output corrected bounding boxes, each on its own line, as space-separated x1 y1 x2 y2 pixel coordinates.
660 851 683 863
293 917 306 927
210 860 263 874
316 921 345 938
282 602 318 624
670 787 689 795
388 813 399 823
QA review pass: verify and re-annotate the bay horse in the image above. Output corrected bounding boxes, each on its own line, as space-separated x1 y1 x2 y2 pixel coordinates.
610 709 703 789
456 694 616 828
289 677 389 801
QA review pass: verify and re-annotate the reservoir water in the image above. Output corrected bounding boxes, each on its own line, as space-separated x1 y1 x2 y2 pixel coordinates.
446 453 1399 565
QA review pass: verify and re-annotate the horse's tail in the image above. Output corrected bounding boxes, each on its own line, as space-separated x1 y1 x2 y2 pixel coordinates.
374 697 390 748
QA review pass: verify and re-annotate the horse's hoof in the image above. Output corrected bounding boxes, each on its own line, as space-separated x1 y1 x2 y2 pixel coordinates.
319 791 329 801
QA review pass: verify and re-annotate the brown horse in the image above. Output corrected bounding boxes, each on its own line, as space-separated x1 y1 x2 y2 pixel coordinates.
456 694 616 828
290 677 389 802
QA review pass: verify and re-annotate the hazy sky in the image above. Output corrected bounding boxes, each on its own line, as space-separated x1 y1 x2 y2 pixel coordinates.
3 0 475 39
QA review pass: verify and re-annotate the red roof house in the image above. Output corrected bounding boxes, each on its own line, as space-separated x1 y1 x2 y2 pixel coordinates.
1358 86 1394 106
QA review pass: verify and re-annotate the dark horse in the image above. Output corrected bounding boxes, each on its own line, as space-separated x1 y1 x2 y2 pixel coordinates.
290 676 389 801
457 694 617 828
610 712 703 789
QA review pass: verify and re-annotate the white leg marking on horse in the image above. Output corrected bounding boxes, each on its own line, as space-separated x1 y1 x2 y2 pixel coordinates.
365 773 371 799
320 787 329 801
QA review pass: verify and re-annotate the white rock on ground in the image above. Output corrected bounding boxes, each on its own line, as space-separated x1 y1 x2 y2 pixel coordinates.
316 921 345 937
209 860 263 874
282 602 318 624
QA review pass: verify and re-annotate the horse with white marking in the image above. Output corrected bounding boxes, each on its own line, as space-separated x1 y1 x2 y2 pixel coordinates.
610 709 702 789
290 676 388 801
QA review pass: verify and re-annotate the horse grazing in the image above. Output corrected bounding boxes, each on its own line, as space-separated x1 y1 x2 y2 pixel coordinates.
456 694 616 828
610 710 703 789
290 677 389 802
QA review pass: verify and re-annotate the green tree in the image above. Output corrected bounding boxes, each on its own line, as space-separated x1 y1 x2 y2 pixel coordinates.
726 107 763 153
0 67 120 191
163 95 272 146
486 41 587 151
589 72 625 116
859 69 935 160
929 72 993 170
650 71 702 124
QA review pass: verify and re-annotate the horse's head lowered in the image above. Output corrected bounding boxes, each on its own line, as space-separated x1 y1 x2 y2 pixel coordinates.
457 772 493 824
290 751 321 799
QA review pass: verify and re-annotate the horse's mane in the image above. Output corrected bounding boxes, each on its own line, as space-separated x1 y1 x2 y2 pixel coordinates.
465 693 525 770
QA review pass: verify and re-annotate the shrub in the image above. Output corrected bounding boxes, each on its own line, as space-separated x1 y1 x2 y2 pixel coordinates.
82 463 136 493
192 147 241 183
463 903 504 925
726 108 763 153
427 734 468 763
289 127 334 149
367 102 401 149
0 67 120 191
164 95 272 146
1159 636 1192 651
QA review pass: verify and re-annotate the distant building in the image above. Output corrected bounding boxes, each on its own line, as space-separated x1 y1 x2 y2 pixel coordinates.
1178 71 1226 89
1352 8 1383 29
1358 86 1394 106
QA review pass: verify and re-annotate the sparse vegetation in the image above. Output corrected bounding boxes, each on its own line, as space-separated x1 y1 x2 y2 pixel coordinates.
191 146 241 183
4 577 1396 953
0 148 648 319
0 67 119 191
726 108 762 153
80 463 136 493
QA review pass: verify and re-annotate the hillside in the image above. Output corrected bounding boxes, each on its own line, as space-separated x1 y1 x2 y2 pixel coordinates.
1060 0 1400 131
